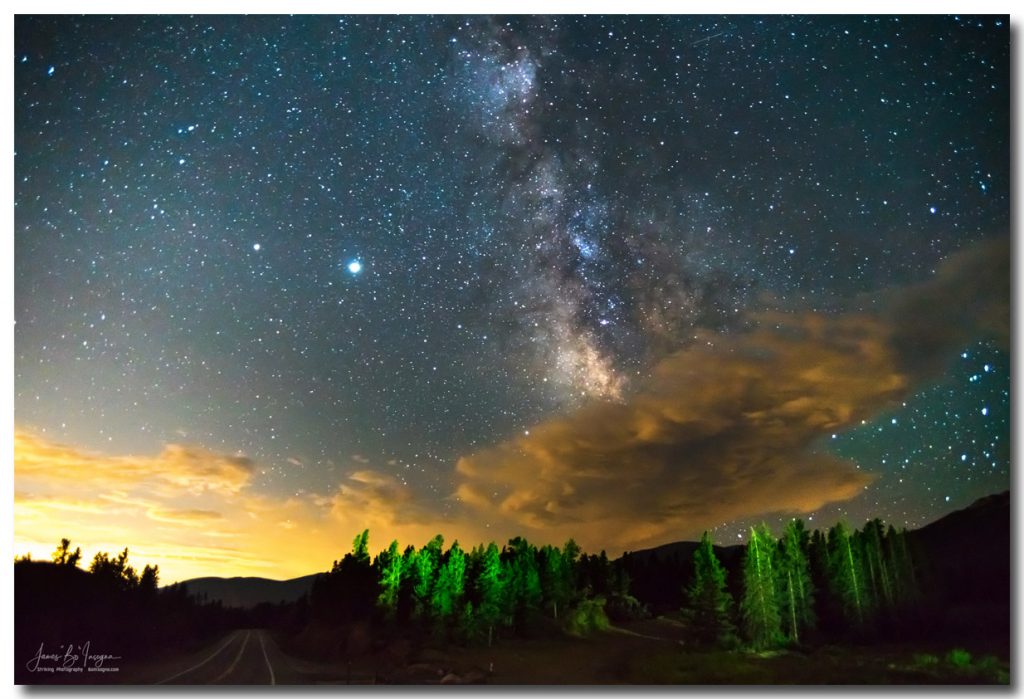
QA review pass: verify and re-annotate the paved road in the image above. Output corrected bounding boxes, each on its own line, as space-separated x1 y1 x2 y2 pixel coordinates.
154 629 301 685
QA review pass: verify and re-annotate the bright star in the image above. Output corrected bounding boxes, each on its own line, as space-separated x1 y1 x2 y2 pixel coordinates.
347 260 362 274
253 243 261 251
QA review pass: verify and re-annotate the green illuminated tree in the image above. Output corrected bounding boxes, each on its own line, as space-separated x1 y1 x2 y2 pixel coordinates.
377 540 403 619
828 521 867 627
686 531 736 646
740 524 783 649
476 542 505 646
504 537 542 627
352 529 370 564
411 535 444 620
431 541 466 621
778 519 815 644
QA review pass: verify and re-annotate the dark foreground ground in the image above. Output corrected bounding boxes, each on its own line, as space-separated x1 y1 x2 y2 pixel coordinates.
85 617 1007 685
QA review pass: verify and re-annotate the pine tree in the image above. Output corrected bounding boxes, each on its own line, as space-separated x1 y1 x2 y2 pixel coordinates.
139 564 159 595
377 540 403 619
853 528 879 618
476 542 504 646
828 522 867 627
686 531 735 646
563 538 581 594
412 538 443 621
863 519 894 612
352 529 370 565
778 519 815 644
886 526 920 609
431 541 466 622
539 545 570 620
740 524 782 649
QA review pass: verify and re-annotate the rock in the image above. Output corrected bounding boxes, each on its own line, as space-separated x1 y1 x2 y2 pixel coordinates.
440 673 462 684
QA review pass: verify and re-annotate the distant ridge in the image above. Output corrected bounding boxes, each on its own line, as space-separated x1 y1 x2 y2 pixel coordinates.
171 573 320 608
622 490 1009 566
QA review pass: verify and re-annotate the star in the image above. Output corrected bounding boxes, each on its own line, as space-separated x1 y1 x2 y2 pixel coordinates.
347 260 362 274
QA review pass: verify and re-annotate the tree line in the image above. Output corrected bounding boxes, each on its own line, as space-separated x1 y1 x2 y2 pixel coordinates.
310 517 923 650
688 519 923 649
14 539 243 682
309 532 622 645
17 514 924 662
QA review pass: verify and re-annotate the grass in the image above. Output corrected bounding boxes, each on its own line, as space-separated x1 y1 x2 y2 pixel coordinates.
273 615 1010 685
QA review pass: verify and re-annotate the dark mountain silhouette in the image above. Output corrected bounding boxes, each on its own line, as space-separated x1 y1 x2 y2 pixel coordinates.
619 490 1009 616
174 573 321 609
907 490 1010 644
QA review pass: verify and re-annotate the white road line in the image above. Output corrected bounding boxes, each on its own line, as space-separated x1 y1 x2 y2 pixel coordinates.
258 631 276 685
156 631 241 685
210 630 251 684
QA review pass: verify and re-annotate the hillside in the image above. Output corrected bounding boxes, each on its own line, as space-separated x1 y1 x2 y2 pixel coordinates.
620 490 1010 617
173 573 320 608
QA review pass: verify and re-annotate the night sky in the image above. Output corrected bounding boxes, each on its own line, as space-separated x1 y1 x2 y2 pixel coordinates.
14 15 1010 580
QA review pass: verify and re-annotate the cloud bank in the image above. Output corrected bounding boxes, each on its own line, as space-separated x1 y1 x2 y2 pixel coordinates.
455 238 1010 551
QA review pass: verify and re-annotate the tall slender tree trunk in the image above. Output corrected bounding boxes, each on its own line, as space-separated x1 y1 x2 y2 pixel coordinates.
787 570 798 644
753 536 766 638
845 537 863 623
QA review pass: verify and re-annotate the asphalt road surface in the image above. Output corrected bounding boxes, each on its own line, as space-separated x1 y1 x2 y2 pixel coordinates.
153 629 302 685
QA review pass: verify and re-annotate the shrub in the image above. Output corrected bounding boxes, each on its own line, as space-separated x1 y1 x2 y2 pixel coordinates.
566 598 610 636
946 648 972 667
911 653 939 667
605 593 646 623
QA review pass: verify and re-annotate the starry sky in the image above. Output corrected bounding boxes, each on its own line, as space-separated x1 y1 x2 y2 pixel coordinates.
14 15 1010 581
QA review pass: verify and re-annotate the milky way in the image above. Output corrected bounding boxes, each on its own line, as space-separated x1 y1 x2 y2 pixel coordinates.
15 15 1009 566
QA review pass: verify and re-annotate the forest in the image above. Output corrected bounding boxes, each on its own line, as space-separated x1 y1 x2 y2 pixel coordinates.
14 492 1011 684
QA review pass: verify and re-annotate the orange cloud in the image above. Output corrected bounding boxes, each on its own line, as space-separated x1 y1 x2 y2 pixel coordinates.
453 238 1010 553
14 432 488 583
14 431 254 495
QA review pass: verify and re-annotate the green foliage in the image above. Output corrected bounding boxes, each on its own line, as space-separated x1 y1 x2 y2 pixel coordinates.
912 653 939 667
456 600 479 645
431 541 466 621
376 540 402 618
686 531 735 647
778 520 815 644
827 522 867 627
946 648 972 667
504 537 542 625
740 524 783 649
351 529 370 564
565 597 610 636
475 542 505 644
